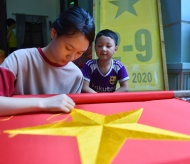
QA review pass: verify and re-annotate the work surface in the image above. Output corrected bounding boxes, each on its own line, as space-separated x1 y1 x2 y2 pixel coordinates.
1 91 190 164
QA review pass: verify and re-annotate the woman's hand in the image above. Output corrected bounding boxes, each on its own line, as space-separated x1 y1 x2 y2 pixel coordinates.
39 94 75 113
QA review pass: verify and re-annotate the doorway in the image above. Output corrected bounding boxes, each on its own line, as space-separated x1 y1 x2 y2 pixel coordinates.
22 22 44 48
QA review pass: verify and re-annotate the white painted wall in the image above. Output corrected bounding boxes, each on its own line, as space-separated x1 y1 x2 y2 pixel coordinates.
6 0 60 42
78 0 93 16
6 0 94 43
161 0 190 63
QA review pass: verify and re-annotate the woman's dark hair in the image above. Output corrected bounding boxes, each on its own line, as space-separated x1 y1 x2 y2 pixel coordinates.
95 29 118 46
52 6 95 45
7 18 16 27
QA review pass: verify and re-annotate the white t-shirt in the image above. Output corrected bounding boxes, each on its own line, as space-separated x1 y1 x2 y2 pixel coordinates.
0 48 83 96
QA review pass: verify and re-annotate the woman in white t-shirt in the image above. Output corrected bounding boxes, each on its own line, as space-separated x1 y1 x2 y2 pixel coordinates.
0 6 95 116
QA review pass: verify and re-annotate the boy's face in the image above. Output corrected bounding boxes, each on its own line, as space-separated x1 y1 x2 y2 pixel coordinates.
95 35 118 60
49 29 89 65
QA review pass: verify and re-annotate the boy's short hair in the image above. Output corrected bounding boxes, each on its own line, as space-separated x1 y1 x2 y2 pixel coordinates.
95 29 118 46
7 18 16 27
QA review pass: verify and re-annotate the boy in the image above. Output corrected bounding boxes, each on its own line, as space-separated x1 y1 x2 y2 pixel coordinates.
82 29 129 93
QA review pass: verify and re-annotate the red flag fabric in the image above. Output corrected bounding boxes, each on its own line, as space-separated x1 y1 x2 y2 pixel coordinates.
1 91 190 164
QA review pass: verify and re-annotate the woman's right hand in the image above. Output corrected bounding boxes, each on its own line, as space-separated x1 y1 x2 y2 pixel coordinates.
39 94 75 113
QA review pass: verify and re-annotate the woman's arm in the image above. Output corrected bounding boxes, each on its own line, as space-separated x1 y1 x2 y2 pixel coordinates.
0 94 75 116
7 27 13 41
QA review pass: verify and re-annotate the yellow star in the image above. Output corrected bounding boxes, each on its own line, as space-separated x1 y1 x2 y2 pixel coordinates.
109 0 139 18
4 108 190 164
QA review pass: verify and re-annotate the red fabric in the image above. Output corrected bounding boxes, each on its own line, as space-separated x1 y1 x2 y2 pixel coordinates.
69 91 174 104
13 91 175 104
2 92 190 164
0 67 15 96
